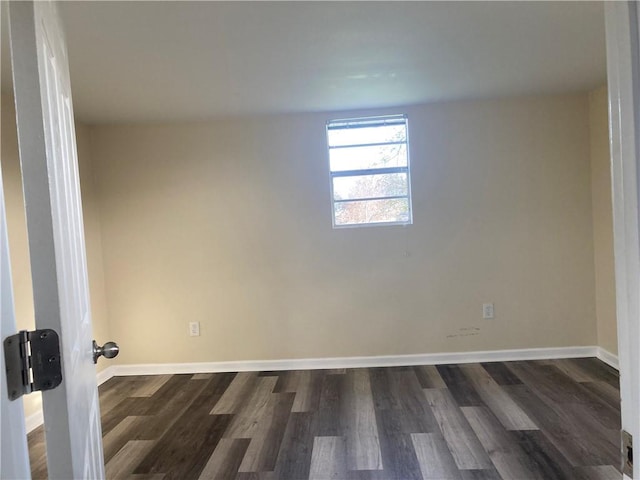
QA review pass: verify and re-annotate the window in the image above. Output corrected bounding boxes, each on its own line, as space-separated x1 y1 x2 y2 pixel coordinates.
327 114 412 227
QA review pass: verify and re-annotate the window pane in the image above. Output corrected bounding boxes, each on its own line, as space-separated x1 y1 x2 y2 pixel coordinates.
329 144 407 172
334 198 410 226
333 173 408 201
327 124 406 147
326 114 412 228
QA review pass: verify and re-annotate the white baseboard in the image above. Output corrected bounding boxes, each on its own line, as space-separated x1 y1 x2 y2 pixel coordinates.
24 345 616 433
596 347 619 370
97 365 116 386
25 410 44 434
25 366 116 433
112 345 600 376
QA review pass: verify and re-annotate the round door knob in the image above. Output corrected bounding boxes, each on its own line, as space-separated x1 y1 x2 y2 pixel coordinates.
93 340 119 364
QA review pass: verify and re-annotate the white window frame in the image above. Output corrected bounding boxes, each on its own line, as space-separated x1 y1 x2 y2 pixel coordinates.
326 114 413 228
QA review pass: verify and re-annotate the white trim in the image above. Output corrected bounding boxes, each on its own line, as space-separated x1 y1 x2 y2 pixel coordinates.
96 366 115 386
605 2 640 478
25 410 44 434
596 347 620 370
111 346 599 377
25 367 116 433
23 346 613 433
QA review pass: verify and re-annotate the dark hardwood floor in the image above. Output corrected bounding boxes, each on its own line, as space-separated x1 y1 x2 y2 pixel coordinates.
28 358 622 479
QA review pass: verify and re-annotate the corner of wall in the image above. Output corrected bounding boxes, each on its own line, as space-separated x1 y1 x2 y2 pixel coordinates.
588 84 619 356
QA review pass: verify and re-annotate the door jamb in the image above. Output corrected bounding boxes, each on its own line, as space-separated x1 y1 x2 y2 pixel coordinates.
605 2 640 478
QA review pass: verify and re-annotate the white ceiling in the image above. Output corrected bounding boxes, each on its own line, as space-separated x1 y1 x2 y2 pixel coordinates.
1 1 606 124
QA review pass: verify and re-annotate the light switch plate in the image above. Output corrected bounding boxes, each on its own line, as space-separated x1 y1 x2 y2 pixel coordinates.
482 303 494 319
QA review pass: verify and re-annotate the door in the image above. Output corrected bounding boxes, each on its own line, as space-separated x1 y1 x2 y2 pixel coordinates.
605 1 640 479
7 1 105 478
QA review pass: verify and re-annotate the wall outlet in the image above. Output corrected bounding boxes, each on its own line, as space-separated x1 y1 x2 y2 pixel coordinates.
482 303 494 319
189 321 200 337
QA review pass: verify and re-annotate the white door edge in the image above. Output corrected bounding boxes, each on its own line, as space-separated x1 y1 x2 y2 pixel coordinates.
605 2 640 478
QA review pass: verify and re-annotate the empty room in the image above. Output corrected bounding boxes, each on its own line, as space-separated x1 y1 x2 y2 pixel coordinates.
1 1 636 479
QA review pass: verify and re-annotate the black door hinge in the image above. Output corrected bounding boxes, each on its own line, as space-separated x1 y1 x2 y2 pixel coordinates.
3 329 62 401
623 430 633 477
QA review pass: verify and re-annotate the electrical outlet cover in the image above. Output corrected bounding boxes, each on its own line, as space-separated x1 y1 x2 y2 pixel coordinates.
189 321 200 336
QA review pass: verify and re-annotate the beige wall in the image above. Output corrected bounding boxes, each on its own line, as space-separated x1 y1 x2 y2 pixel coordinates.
1 95 39 418
1 94 110 419
90 94 598 365
589 86 618 355
3 88 613 390
4 89 615 420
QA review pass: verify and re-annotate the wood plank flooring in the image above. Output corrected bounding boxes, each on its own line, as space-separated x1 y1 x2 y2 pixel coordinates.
27 358 621 479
